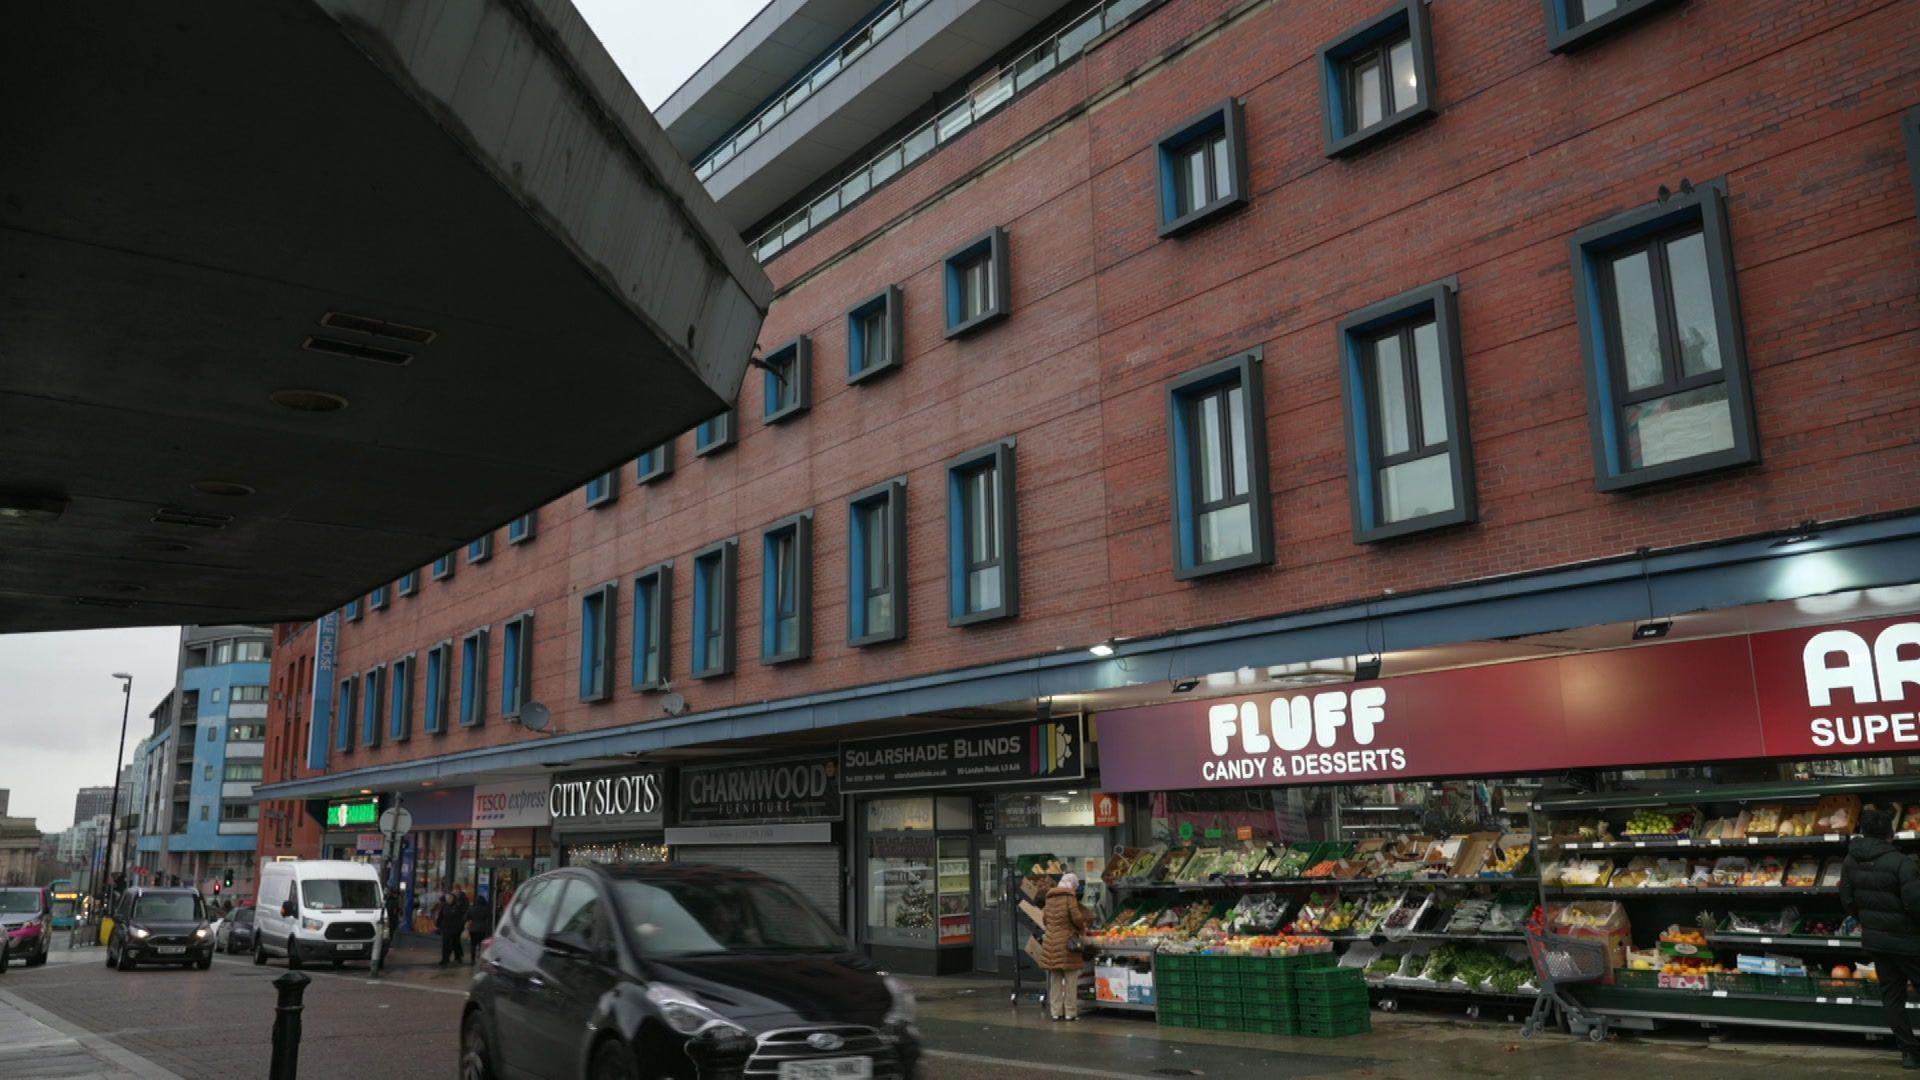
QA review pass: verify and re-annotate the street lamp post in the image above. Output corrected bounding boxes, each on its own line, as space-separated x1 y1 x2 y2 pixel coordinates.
99 672 134 921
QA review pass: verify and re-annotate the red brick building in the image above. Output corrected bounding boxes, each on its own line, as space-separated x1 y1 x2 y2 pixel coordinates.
256 621 325 874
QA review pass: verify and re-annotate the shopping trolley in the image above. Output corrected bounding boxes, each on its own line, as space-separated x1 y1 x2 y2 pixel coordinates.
1521 923 1614 1041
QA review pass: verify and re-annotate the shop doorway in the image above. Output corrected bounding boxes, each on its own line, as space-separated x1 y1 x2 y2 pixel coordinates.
973 836 1002 973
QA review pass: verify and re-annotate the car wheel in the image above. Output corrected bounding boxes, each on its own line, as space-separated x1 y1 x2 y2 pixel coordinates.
0 942 9 973
197 953 213 971
459 1011 496 1080
285 937 302 970
590 1037 640 1080
27 942 48 968
253 940 267 966
104 942 116 969
119 949 136 972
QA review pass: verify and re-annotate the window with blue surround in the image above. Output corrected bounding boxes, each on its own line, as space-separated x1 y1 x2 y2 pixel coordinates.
946 440 1018 625
1338 281 1477 542
335 675 356 753
1157 99 1248 237
397 570 418 597
1542 0 1682 53
1318 1 1435 158
690 539 736 679
459 627 489 727
943 227 1010 338
361 664 384 748
1167 349 1274 579
389 653 414 742
501 611 534 718
468 534 493 564
695 409 736 456
432 553 455 582
636 442 675 484
847 287 903 384
344 598 361 622
761 513 812 665
762 337 812 423
1570 180 1756 491
1905 108 1920 223
585 469 618 508
632 562 672 691
424 641 451 735
848 479 907 647
579 582 616 702
369 584 388 611
507 511 536 545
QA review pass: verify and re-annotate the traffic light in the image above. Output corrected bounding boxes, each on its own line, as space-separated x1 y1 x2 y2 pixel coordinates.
212 882 222 895
223 868 234 889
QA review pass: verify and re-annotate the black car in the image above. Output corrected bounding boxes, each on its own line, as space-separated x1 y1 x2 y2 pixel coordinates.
461 863 920 1080
216 905 257 954
107 886 215 971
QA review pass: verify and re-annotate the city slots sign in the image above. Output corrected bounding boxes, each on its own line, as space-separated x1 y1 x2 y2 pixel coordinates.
548 766 667 835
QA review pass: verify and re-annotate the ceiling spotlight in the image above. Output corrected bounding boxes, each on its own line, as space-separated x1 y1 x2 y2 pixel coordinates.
1633 620 1672 641
1354 655 1383 682
190 480 255 498
269 388 350 413
1171 678 1199 694
1089 640 1117 658
0 491 67 523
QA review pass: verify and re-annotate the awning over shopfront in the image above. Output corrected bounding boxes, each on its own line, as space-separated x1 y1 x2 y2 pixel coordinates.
0 0 770 632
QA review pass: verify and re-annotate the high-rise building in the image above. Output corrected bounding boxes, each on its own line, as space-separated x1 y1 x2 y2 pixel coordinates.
72 786 114 826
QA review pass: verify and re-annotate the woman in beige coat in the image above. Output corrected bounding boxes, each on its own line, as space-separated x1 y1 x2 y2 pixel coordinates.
1038 872 1092 1021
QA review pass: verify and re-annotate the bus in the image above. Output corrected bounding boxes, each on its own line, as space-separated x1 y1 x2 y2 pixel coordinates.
47 878 79 932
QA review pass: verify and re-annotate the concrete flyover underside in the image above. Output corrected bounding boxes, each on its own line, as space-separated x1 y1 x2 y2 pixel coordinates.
0 0 770 633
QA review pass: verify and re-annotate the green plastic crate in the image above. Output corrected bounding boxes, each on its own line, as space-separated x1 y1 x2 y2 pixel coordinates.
1241 988 1299 1010
1197 969 1236 988
1290 967 1366 991
1300 1016 1371 1039
1154 954 1193 973
1611 968 1660 990
1298 998 1371 1026
1296 990 1369 1012
1158 1011 1200 1028
1198 1001 1244 1020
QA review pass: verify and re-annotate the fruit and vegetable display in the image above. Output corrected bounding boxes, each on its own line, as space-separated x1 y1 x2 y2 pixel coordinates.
1797 916 1860 938
1352 891 1404 935
1622 808 1697 838
1220 893 1289 935
1904 805 1920 834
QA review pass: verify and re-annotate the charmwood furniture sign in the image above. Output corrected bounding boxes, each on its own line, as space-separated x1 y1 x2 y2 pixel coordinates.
839 717 1086 794
677 755 841 825
1098 616 1920 792
548 766 667 834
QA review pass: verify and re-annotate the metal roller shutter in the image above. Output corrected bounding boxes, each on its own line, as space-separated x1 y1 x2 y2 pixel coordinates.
674 845 842 926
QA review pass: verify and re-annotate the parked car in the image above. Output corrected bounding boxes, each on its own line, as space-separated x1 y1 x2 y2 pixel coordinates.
254 859 385 969
460 863 921 1080
215 904 258 954
0 886 53 970
106 886 214 971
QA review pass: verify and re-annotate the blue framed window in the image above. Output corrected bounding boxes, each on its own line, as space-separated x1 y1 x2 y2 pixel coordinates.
467 534 493 564
695 409 735 456
1318 1 1435 158
690 539 737 679
431 553 455 582
424 641 451 735
507 511 536 545
1157 99 1248 237
361 664 384 748
1543 0 1681 53
761 513 812 665
943 227 1010 338
636 442 675 484
397 570 418 597
389 653 414 742
1338 281 1477 542
762 337 812 423
335 675 356 753
1570 180 1756 492
501 611 534 719
632 562 672 691
344 598 361 622
1906 108 1920 223
369 584 388 611
458 627 489 727
847 287 903 384
946 440 1018 625
1167 349 1274 579
579 582 616 702
849 479 907 647
585 469 618 508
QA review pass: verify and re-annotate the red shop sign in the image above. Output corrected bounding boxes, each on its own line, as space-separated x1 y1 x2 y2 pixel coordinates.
1095 616 1920 793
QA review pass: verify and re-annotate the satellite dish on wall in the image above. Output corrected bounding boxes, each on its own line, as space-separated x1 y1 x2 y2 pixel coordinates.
660 692 688 717
519 701 551 732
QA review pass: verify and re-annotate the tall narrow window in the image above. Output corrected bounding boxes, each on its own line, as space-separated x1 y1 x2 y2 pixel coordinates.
397 570 418 597
847 287 903 383
1544 0 1680 52
943 228 1010 338
501 611 534 718
1571 181 1755 490
335 675 356 753
946 441 1018 625
1157 101 1247 236
690 539 737 679
459 627 489 727
468 534 494 564
344 598 361 621
849 479 907 646
579 583 616 702
361 665 384 748
1339 281 1476 541
1319 2 1435 157
761 513 812 664
636 442 675 484
369 584 388 611
431 553 455 582
585 470 618 508
507 511 537 545
632 562 673 691
424 641 451 735
389 654 414 742
762 338 812 423
1167 350 1273 579
695 409 735 456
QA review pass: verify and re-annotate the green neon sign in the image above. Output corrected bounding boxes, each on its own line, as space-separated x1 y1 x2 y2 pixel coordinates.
326 798 379 828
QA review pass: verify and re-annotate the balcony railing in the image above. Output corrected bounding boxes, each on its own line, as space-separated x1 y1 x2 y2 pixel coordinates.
749 0 1155 263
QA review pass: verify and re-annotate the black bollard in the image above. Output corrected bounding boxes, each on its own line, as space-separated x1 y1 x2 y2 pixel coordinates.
269 971 311 1080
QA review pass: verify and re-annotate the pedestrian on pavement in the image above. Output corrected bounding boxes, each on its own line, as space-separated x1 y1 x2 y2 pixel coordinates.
435 890 468 965
466 892 493 965
1038 872 1091 1022
1840 803 1920 1070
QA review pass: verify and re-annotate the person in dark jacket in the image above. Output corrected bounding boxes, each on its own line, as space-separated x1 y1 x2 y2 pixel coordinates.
435 890 469 965
465 893 493 966
1840 804 1920 1069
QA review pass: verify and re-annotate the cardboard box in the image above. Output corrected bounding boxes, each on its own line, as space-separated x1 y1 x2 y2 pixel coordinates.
1095 964 1130 1002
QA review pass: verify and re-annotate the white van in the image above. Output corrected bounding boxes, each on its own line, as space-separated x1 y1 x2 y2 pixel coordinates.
254 860 385 968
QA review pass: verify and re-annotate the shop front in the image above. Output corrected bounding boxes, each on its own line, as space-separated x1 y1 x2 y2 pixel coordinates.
319 794 382 862
667 755 844 926
840 715 1102 976
1081 610 1920 1040
550 765 669 868
470 778 554 912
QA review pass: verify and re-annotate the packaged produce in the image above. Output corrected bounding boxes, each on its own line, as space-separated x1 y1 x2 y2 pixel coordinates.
1626 947 1661 971
1643 858 1691 889
1744 804 1784 837
1559 856 1613 887
1366 954 1403 977
1820 857 1845 887
1903 806 1920 835
1699 811 1750 841
1784 857 1820 888
1739 856 1785 888
1774 807 1819 838
1381 893 1433 939
1709 856 1750 886
1611 857 1656 889
1549 818 1611 842
1798 915 1860 938
1302 858 1340 879
1271 846 1315 879
1483 835 1533 876
1445 898 1494 935
1481 892 1537 935
1813 795 1860 835
1622 807 1698 838
1857 960 1880 982
1353 891 1404 935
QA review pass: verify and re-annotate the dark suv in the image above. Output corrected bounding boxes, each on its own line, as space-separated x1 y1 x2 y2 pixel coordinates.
460 863 920 1080
107 886 214 971
0 886 52 969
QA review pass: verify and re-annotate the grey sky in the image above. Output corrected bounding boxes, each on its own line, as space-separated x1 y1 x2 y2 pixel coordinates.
0 2 763 837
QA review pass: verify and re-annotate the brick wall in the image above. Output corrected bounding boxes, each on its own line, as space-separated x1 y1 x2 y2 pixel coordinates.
324 0 1920 773
258 622 323 863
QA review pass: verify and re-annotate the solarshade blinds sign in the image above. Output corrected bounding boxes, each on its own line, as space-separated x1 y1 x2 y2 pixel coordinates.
677 756 841 825
839 716 1085 794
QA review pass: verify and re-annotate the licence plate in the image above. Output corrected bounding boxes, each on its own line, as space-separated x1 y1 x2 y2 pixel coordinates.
779 1058 871 1080
337 943 365 952
157 946 186 955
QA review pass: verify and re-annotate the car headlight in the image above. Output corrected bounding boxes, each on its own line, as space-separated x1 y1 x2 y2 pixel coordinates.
644 983 749 1039
193 926 212 939
130 926 150 939
883 974 917 1025
301 918 324 933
